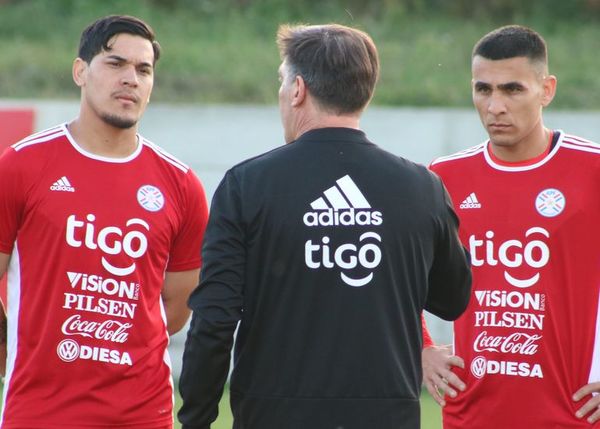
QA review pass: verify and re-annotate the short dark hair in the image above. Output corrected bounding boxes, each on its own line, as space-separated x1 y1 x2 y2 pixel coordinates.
277 24 379 114
78 15 161 65
472 25 547 65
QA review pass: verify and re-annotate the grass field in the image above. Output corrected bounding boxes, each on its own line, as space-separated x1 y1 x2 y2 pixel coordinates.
0 384 442 427
1 0 600 108
173 387 443 428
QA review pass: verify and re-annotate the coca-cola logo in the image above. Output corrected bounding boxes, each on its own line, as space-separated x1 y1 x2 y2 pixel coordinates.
57 339 80 362
61 314 133 343
474 331 542 355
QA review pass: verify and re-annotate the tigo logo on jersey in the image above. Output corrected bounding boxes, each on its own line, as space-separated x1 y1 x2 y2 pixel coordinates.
469 227 550 288
137 185 164 212
535 188 565 217
65 214 150 277
50 176 75 192
460 192 481 209
303 175 383 287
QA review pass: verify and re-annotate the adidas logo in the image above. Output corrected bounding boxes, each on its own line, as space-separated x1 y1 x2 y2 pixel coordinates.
50 176 75 192
460 192 481 209
303 175 383 227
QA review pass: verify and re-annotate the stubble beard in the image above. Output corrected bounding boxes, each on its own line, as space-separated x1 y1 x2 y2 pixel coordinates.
101 113 137 129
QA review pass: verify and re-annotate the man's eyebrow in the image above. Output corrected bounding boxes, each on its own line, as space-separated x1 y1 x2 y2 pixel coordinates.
473 81 525 90
105 54 126 62
105 54 153 68
497 82 525 90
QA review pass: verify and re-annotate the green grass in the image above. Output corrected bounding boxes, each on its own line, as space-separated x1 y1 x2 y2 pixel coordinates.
174 387 443 428
1 0 600 108
0 383 441 427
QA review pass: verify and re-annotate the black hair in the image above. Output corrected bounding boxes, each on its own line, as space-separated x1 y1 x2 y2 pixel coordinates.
473 25 546 64
78 15 160 64
277 24 379 114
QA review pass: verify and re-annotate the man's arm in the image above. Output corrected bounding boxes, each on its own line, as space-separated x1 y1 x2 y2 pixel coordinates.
162 269 200 336
425 177 472 320
573 382 600 423
0 252 9 376
178 170 244 429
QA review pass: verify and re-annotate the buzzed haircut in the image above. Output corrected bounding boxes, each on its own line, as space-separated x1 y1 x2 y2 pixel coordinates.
277 23 379 114
78 15 161 65
472 25 547 65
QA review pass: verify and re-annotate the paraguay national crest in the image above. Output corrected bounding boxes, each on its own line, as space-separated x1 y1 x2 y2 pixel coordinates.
303 175 383 287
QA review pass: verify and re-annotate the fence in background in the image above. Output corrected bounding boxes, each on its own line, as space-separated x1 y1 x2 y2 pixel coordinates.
2 100 600 378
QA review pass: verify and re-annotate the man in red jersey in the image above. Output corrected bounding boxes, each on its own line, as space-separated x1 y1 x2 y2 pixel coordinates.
0 15 208 428
422 25 600 428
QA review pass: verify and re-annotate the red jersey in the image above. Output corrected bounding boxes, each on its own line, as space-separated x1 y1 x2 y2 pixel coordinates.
430 131 600 429
0 124 208 428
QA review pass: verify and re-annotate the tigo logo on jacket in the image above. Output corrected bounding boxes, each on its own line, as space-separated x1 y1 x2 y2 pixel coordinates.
303 175 383 287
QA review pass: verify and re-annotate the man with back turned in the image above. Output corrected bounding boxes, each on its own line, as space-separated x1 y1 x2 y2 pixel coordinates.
179 23 471 429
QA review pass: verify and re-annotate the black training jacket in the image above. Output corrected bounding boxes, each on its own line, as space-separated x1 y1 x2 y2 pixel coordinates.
179 127 471 429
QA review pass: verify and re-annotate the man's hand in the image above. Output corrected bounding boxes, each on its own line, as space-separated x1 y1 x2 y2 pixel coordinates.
422 344 466 406
573 382 600 423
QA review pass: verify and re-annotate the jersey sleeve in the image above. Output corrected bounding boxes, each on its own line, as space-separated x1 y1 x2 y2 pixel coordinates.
0 148 25 254
165 169 209 272
422 314 435 348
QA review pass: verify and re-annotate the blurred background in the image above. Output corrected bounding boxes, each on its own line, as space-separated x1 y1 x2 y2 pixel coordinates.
1 0 600 426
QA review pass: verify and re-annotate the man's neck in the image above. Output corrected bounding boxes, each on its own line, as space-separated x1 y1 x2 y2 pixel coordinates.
68 115 139 159
293 112 361 141
489 126 551 163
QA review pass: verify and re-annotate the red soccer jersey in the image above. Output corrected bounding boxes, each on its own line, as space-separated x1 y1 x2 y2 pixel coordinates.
430 131 600 429
0 124 208 428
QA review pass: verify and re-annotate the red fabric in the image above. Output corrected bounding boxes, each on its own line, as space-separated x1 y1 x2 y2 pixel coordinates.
0 124 208 428
430 132 600 429
422 315 434 348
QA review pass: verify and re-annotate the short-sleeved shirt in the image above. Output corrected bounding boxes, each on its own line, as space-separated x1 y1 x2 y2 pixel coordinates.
430 131 600 429
0 124 208 428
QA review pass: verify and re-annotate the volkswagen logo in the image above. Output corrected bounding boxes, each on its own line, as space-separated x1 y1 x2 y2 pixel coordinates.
471 355 487 379
57 339 80 363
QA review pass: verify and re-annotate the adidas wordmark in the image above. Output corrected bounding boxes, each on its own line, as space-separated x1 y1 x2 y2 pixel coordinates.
460 192 481 209
50 176 75 192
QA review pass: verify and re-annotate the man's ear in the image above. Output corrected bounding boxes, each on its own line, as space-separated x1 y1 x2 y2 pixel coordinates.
72 58 88 88
541 74 557 107
291 75 306 107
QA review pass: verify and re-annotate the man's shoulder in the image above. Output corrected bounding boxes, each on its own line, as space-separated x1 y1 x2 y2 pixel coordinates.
9 124 68 154
228 143 295 175
559 131 600 157
430 142 487 172
139 136 193 175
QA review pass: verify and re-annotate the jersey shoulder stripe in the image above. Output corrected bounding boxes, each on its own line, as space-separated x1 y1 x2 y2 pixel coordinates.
561 142 600 155
12 125 66 152
562 133 598 146
141 138 190 174
560 132 600 155
430 142 486 166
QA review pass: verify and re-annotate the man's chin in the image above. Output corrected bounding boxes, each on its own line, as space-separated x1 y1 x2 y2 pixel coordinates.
101 114 137 130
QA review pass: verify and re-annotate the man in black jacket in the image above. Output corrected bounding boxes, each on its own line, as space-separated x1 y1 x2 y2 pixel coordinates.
179 23 472 429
